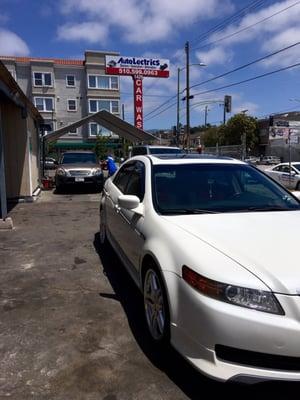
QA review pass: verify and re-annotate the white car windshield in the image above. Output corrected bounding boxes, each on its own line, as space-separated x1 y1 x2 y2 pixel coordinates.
152 163 300 214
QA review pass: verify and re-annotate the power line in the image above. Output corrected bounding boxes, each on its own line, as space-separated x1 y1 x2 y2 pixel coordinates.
143 92 178 118
143 41 300 118
192 62 300 97
257 107 300 119
145 62 300 122
144 101 178 122
192 0 300 51
190 41 300 91
190 0 268 45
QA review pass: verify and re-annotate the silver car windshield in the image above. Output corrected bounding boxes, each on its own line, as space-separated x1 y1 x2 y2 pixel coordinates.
152 164 300 214
61 153 97 164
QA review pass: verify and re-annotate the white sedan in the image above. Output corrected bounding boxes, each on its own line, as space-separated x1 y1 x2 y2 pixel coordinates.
265 162 300 190
100 155 300 383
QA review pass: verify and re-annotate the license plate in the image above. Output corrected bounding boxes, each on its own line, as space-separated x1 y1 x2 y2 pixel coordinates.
75 177 85 182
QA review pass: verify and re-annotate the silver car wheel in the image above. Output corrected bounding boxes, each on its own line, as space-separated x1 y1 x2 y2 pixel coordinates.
144 269 165 341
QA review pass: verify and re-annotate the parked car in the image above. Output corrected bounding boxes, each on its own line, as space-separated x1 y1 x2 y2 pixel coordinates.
244 156 259 165
42 157 57 170
55 151 103 192
129 145 184 157
265 162 300 190
261 155 281 165
100 154 300 383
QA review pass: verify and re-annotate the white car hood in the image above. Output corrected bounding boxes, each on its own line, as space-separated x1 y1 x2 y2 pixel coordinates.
164 211 300 295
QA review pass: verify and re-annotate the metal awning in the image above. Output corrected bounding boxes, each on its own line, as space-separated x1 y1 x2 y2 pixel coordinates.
45 110 155 143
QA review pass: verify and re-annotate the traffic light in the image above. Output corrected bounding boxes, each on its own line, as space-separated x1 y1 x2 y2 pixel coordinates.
269 115 274 126
224 95 232 113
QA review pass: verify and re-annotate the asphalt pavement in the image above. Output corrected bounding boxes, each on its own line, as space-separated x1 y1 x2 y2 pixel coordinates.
0 188 299 399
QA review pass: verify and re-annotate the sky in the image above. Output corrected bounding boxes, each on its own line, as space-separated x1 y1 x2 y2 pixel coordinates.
0 0 299 131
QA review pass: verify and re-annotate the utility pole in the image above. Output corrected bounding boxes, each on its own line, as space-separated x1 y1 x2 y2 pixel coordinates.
204 105 208 127
122 103 126 158
177 67 180 146
185 41 190 150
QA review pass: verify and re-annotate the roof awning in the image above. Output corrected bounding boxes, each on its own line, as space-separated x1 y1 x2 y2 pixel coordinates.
45 110 155 143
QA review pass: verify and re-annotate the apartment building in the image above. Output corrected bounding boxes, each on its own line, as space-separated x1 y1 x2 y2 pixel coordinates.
0 50 121 149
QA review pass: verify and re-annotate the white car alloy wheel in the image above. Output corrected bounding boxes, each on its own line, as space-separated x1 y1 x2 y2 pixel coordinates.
143 268 169 342
99 209 106 245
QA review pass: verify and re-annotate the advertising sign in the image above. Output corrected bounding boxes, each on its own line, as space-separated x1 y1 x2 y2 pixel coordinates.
133 76 143 130
269 127 300 141
105 56 170 78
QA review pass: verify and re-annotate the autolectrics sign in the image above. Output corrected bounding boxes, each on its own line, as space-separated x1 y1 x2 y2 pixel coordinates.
105 56 170 78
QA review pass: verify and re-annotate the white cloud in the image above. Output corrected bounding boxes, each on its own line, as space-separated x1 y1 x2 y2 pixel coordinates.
261 27 300 67
58 0 235 44
0 29 29 56
203 0 300 68
57 22 108 44
232 101 259 115
196 46 233 66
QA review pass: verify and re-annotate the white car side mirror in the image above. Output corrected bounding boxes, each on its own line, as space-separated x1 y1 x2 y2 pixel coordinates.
118 195 140 210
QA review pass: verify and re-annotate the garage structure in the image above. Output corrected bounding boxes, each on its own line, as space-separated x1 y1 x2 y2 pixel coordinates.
44 109 155 144
0 61 43 227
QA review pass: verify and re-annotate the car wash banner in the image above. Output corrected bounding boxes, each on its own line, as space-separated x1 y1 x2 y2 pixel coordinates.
105 56 170 78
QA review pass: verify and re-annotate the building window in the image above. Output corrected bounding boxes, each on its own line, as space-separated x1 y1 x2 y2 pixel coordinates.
89 123 111 137
68 126 78 135
88 75 119 90
66 75 75 87
88 99 119 114
67 99 77 112
33 72 52 87
34 97 54 112
43 120 55 133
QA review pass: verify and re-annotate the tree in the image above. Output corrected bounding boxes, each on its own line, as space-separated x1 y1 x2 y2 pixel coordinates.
201 126 222 147
94 135 109 160
221 114 259 150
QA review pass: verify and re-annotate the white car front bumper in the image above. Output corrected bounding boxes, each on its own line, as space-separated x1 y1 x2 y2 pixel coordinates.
165 271 300 382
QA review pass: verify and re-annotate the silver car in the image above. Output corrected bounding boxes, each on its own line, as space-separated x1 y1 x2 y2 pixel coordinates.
265 162 300 190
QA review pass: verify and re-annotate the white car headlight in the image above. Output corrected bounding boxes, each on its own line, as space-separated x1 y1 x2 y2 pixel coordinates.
56 168 66 176
182 266 284 315
92 168 103 176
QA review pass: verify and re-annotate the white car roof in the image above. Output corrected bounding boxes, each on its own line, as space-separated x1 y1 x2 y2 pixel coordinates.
142 154 245 166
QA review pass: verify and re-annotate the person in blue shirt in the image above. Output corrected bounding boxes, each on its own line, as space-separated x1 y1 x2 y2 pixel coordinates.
106 153 117 176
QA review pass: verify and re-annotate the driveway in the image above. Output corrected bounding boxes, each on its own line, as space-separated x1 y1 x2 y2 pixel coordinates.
0 190 298 399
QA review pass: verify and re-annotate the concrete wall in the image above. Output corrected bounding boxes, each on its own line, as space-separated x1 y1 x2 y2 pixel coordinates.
1 98 39 198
